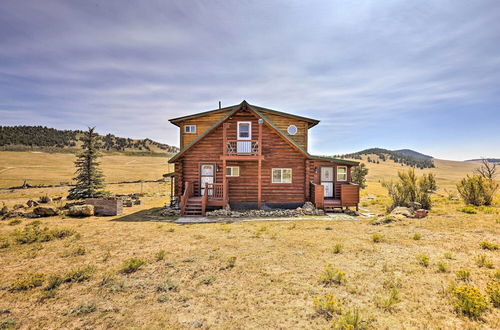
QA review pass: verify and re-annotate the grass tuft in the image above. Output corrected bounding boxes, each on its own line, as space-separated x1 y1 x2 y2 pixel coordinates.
10 273 45 292
119 258 146 274
480 241 499 251
416 254 430 267
318 264 346 286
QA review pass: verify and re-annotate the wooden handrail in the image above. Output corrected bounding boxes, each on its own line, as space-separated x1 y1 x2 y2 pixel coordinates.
201 183 208 216
310 181 324 209
179 181 193 216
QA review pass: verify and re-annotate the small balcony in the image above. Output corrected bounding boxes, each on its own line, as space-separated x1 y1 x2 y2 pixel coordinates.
221 122 263 160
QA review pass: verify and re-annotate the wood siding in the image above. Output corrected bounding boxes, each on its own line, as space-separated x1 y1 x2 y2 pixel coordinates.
178 110 232 149
260 110 309 150
177 108 307 204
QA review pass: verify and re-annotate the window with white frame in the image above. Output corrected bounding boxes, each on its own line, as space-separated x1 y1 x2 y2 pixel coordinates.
337 166 347 181
184 125 196 133
226 166 240 177
272 168 292 183
237 121 251 140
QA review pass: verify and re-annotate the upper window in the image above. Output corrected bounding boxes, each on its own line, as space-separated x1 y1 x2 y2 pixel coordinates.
337 166 347 181
287 125 298 135
237 121 251 140
226 166 240 177
272 168 292 183
184 125 196 134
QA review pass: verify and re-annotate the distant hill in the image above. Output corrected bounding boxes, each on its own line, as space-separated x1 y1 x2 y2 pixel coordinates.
393 149 432 160
335 148 435 169
0 126 179 155
466 158 500 163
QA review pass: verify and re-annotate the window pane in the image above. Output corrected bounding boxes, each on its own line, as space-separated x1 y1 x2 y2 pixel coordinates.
272 169 281 183
201 165 213 175
233 167 239 176
226 167 231 176
337 167 346 174
282 169 292 183
239 123 250 138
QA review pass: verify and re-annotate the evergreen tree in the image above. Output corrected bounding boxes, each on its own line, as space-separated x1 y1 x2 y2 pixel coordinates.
68 127 108 200
352 163 369 189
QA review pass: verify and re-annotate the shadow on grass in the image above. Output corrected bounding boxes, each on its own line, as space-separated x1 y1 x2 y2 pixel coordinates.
112 207 177 222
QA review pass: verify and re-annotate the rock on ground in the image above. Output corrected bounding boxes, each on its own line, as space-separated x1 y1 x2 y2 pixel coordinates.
68 205 94 217
33 206 59 217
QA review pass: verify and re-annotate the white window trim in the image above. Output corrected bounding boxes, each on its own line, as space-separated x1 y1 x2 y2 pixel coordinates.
226 166 240 177
184 125 196 134
287 124 298 135
337 166 347 181
237 121 252 140
272 168 292 184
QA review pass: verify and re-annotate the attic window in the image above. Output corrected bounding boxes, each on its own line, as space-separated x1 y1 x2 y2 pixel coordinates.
287 125 298 135
184 125 196 134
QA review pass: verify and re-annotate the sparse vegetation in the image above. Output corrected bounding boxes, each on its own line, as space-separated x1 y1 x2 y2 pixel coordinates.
451 285 487 318
318 264 346 285
437 262 449 273
412 233 422 240
416 254 430 267
375 288 401 312
12 222 76 245
312 293 343 318
371 233 384 243
155 249 166 261
119 258 146 274
382 168 436 210
334 308 370 330
332 243 343 254
458 205 477 214
10 273 45 291
480 240 499 250
475 254 494 269
456 270 471 282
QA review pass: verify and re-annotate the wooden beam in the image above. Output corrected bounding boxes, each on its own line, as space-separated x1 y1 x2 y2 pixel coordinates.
223 123 228 156
305 159 310 201
258 158 262 209
222 159 227 205
258 120 263 156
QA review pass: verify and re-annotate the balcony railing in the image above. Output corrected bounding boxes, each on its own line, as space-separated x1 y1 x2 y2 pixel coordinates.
226 140 259 156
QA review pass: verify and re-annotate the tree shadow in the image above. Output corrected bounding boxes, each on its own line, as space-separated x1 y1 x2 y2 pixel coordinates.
112 207 176 222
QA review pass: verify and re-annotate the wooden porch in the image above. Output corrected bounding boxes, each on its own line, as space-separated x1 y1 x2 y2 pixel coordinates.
310 182 360 212
180 181 229 216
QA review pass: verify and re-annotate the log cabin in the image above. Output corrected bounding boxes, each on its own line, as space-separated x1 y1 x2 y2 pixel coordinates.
168 101 360 216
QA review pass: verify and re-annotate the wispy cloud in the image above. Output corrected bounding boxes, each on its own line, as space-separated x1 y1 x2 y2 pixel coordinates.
0 0 499 160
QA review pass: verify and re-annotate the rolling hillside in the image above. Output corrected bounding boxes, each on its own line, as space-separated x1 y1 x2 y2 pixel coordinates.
336 148 435 168
0 126 179 155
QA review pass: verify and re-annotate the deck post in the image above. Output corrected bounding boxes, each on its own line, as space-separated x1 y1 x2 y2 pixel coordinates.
258 159 262 209
258 121 262 156
222 159 227 206
305 159 310 201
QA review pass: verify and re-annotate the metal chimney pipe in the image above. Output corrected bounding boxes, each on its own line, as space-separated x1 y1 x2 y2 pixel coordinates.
219 101 221 109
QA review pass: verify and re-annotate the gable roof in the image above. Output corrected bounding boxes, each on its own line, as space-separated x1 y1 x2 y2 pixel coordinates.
169 100 320 128
168 101 358 165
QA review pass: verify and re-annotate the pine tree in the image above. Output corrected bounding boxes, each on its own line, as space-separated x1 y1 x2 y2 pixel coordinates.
68 127 108 200
352 163 369 189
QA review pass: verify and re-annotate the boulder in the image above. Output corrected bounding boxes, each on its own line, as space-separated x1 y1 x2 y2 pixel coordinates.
133 200 141 205
123 200 133 207
160 207 180 217
390 206 413 217
33 206 59 217
302 202 315 211
68 205 94 217
0 205 8 216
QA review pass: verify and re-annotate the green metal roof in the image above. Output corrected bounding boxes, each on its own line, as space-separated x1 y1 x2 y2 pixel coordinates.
169 100 319 128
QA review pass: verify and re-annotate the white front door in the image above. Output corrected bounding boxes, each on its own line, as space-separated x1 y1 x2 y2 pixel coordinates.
200 164 215 196
321 167 334 198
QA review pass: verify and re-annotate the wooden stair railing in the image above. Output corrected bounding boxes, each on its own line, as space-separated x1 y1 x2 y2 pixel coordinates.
179 181 193 216
310 181 324 209
340 183 360 210
201 183 208 216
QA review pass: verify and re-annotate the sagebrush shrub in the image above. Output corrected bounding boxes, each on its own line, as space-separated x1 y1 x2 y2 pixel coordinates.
456 270 471 282
64 302 97 316
318 264 346 285
458 206 477 214
10 273 45 291
375 288 400 311
334 308 369 330
416 254 430 267
485 281 499 308
45 275 64 290
65 265 94 282
156 279 179 292
155 249 166 261
457 175 498 206
120 258 146 274
371 233 384 243
451 285 487 318
382 169 435 210
475 254 494 269
480 241 499 251
312 293 343 318
332 243 343 254
437 262 449 273
412 233 422 240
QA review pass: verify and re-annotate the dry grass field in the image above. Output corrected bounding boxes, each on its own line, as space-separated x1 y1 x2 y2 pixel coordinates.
0 151 499 329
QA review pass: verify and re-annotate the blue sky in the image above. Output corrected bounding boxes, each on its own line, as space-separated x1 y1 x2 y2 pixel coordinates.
1 0 499 160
